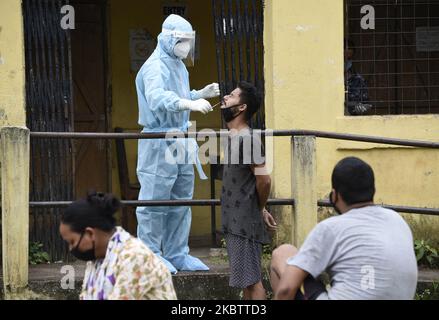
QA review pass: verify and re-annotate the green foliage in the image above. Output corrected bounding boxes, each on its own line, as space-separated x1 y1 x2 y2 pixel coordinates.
260 245 275 300
414 240 439 269
406 215 439 250
262 244 272 263
29 242 50 265
416 282 439 300
220 237 227 249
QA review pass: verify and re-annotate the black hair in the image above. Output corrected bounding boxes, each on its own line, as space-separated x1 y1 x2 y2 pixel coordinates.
237 81 262 121
331 157 375 205
61 191 120 233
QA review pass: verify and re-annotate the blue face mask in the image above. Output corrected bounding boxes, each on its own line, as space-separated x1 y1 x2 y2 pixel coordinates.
345 60 353 71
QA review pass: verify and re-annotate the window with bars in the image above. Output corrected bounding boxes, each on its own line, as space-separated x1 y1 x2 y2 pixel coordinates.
345 0 439 115
212 0 265 129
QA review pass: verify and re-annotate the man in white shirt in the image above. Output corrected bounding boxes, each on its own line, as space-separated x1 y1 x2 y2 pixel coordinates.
271 157 418 300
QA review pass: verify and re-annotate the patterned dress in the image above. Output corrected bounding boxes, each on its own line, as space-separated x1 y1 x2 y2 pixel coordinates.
80 227 177 300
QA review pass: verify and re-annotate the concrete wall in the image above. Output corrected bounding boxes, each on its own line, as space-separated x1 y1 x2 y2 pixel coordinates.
0 1 30 297
1 0 438 248
0 0 26 127
264 0 439 244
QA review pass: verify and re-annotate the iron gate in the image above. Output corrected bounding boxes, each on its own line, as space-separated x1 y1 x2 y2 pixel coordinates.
23 0 74 261
212 0 265 129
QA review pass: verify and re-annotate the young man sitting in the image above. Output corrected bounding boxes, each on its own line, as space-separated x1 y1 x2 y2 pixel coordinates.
271 157 418 300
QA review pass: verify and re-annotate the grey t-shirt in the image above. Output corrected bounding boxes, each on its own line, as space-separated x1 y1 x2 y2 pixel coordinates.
288 206 418 300
221 128 270 244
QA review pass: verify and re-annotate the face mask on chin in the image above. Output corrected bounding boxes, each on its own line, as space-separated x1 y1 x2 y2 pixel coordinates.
70 232 96 261
222 103 244 123
222 106 240 123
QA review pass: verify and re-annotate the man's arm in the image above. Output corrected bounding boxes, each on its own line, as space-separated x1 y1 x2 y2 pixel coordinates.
274 265 309 300
251 164 277 230
251 164 271 209
276 223 335 300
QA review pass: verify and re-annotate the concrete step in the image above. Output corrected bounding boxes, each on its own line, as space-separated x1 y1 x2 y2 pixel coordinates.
1 248 438 300
0 248 241 300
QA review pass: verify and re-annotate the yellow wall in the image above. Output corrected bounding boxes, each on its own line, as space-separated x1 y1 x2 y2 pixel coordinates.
0 1 29 296
110 0 439 243
0 0 26 127
109 0 222 239
264 0 439 244
0 0 438 248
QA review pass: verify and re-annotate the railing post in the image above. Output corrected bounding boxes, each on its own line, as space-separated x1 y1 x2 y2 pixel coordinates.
1 126 30 299
291 136 318 247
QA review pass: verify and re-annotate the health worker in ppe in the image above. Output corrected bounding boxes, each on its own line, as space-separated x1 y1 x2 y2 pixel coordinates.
135 14 220 274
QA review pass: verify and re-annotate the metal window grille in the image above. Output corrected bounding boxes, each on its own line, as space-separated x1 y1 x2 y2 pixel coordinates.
212 0 265 129
345 0 439 115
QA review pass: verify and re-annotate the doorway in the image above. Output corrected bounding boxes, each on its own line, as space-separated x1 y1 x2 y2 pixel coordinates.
71 0 111 196
23 0 111 261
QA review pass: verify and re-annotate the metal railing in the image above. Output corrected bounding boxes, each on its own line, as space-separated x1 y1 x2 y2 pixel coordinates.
28 199 439 216
29 129 439 219
30 130 439 149
2 127 439 296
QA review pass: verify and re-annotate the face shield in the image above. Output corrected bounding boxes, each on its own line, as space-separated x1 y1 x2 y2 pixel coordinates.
162 28 196 67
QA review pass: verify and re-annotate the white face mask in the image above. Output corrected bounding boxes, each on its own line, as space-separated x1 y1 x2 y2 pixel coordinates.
173 41 191 59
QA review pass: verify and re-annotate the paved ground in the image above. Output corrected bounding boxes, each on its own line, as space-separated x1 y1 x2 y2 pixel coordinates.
1 247 230 283
21 261 439 284
0 247 438 300
1 247 439 283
